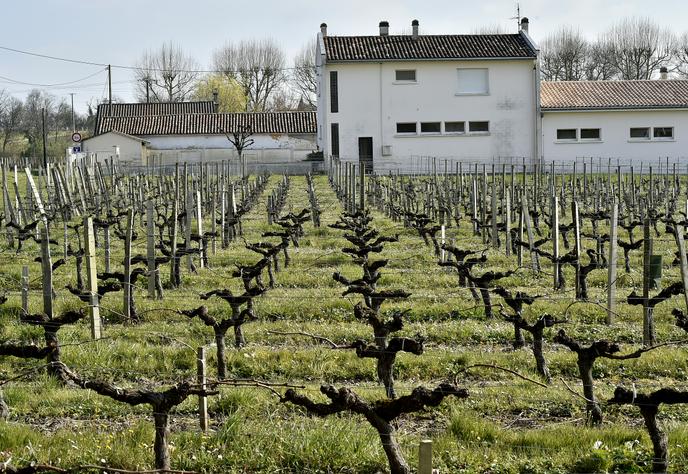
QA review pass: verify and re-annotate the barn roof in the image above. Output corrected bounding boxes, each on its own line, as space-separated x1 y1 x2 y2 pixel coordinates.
94 101 217 134
541 80 688 111
96 111 317 136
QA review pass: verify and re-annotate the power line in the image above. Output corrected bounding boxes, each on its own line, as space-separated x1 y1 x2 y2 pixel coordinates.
0 68 106 87
0 44 315 74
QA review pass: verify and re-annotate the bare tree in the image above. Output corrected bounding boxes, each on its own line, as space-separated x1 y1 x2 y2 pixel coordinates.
584 38 619 80
676 32 688 77
540 26 589 81
269 86 301 111
21 89 54 155
292 39 317 109
604 17 676 79
0 92 23 153
471 24 509 34
134 42 200 102
225 124 254 159
213 39 286 112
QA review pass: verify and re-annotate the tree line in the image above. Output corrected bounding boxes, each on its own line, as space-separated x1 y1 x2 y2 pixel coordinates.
133 38 316 112
0 89 96 157
540 16 688 81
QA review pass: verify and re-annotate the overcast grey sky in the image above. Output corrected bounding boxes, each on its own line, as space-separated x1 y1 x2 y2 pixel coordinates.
1 0 687 114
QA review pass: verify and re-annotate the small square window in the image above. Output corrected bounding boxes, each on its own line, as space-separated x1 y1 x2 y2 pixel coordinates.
395 70 416 82
580 128 601 140
445 121 465 133
630 127 650 139
420 122 441 134
654 127 673 139
469 121 489 133
396 122 417 134
557 129 577 140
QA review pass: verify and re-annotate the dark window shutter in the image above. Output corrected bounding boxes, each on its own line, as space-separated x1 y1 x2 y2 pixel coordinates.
331 123 339 157
330 71 338 113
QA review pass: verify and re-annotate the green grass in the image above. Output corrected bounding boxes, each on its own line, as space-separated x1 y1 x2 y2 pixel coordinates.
1 174 688 472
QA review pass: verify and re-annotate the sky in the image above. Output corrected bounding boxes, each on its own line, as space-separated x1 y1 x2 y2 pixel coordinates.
1 0 687 115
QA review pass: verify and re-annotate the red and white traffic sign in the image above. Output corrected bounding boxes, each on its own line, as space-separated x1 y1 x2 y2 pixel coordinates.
71 132 82 143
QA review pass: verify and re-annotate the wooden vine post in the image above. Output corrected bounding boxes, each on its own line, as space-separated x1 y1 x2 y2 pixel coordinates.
607 199 618 324
643 217 655 345
551 195 560 290
123 209 134 321
21 265 29 316
40 225 53 319
146 200 156 298
197 347 208 431
84 216 101 339
674 223 688 312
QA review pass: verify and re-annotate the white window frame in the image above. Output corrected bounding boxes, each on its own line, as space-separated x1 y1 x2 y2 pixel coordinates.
468 121 490 134
395 122 418 135
420 122 441 135
444 121 466 135
394 69 417 84
579 128 602 142
629 127 651 141
456 68 489 96
556 128 578 141
653 126 674 140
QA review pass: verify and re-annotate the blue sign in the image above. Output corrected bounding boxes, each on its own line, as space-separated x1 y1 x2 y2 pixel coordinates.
72 146 81 153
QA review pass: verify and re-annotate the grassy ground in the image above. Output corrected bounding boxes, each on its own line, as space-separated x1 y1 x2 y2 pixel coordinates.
0 174 687 473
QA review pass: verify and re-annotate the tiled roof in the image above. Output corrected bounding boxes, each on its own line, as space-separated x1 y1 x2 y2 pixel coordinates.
97 111 317 136
94 101 217 134
541 80 688 110
323 33 536 61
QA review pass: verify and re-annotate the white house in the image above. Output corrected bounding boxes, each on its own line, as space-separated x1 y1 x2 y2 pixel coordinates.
83 102 317 171
316 19 541 172
541 78 688 166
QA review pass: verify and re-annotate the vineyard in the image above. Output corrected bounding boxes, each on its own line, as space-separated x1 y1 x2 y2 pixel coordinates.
1 158 688 474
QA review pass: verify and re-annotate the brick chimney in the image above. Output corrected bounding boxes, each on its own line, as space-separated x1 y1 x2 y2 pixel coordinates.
320 23 327 37
412 19 419 39
379 21 389 36
520 17 529 34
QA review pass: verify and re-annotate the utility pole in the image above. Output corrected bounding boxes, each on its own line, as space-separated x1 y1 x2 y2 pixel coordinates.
41 107 47 168
69 93 75 131
108 64 112 105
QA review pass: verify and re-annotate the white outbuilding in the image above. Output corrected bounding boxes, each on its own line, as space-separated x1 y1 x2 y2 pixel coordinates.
541 78 688 166
83 101 318 172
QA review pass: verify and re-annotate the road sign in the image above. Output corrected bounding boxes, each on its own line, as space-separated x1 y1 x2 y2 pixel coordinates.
72 146 81 153
71 132 82 143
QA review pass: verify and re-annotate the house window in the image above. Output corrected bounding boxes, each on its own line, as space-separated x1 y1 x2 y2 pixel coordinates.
580 128 601 141
396 122 417 134
331 123 339 157
630 127 650 139
469 121 489 133
557 129 577 140
330 71 338 113
457 68 489 95
445 121 465 133
654 127 674 139
420 122 441 134
395 70 417 82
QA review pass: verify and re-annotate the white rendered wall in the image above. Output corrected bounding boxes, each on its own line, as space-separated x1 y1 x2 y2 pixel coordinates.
142 133 315 152
542 109 688 164
319 58 538 172
81 132 144 164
